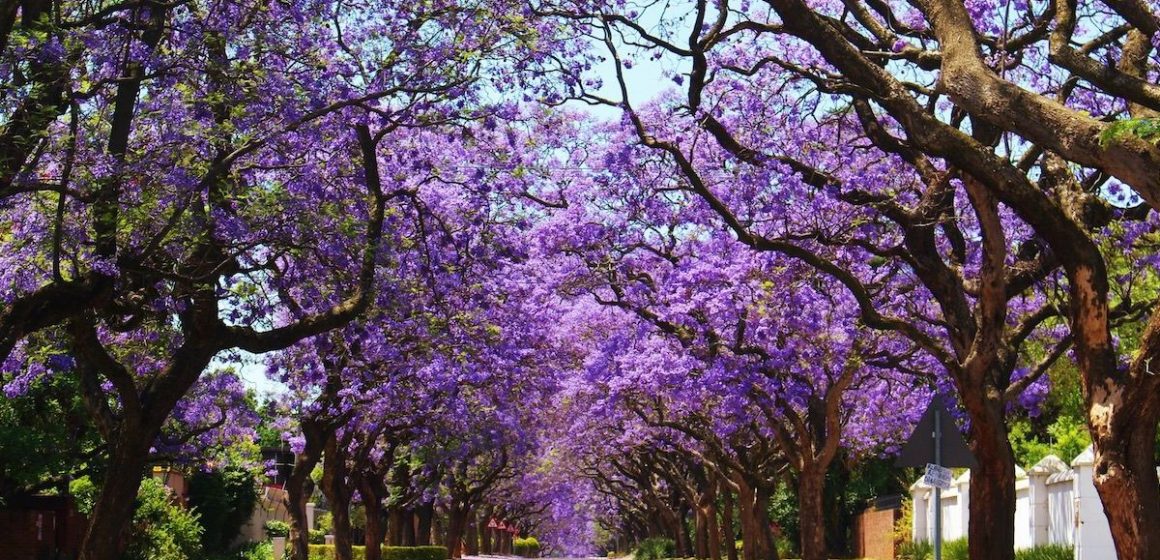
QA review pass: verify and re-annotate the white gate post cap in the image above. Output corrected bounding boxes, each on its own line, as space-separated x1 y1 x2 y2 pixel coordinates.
1071 445 1095 468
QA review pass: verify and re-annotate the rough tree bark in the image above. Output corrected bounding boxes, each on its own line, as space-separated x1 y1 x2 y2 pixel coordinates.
284 419 328 560
1084 301 1160 560
963 397 1017 560
465 514 479 555
76 440 149 560
720 480 738 560
732 474 777 560
361 475 388 560
416 502 434 545
445 504 470 558
321 433 355 560
796 469 827 560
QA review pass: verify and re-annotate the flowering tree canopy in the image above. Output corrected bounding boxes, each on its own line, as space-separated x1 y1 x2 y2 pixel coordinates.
2 1 1159 560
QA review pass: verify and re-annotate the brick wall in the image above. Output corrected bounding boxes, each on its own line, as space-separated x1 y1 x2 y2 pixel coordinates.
853 505 900 560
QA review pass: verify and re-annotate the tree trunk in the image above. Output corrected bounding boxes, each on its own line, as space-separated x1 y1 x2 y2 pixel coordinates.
1086 314 1160 560
284 424 327 560
402 509 417 546
736 480 757 560
331 497 355 560
363 478 386 560
733 475 778 560
753 485 777 560
704 483 721 560
796 467 826 560
721 481 738 560
480 514 493 554
286 466 317 560
1082 304 1160 560
821 457 850 556
965 399 1016 560
465 514 479 555
445 504 469 558
694 501 709 560
78 442 149 560
416 502 434 545
387 507 405 546
1092 408 1160 560
676 503 693 557
433 510 444 547
322 434 355 560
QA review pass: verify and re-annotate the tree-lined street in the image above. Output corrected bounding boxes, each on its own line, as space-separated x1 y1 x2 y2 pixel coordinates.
2 1 1159 559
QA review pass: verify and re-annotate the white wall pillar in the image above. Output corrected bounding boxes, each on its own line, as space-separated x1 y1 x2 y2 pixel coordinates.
273 537 286 560
1028 455 1067 547
955 471 970 541
911 483 929 543
1072 446 1115 560
307 502 316 531
1028 470 1049 547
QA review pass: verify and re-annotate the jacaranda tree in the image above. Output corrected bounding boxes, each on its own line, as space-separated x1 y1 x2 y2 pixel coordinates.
526 1 1160 558
0 1 552 558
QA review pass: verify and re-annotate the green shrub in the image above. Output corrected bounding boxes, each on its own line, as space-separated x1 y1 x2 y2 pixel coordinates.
265 520 291 538
943 537 969 560
381 545 448 560
69 476 100 515
896 540 932 560
897 538 969 560
203 541 274 560
317 511 334 534
774 539 798 559
124 477 204 560
70 475 204 560
514 536 541 557
1015 544 1073 560
894 498 914 549
239 541 275 560
307 545 449 560
634 537 676 560
188 467 259 553
310 528 328 544
308 544 364 560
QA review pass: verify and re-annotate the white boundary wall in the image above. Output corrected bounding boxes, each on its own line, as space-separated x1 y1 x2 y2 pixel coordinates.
910 446 1123 560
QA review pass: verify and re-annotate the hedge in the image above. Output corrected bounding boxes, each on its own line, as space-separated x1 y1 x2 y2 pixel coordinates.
514 536 540 557
898 541 1071 560
634 538 676 560
308 545 449 560
1015 544 1073 560
897 538 968 560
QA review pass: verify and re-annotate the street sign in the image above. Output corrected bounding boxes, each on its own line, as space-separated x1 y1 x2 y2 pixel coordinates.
896 400 977 468
924 463 953 490
896 399 975 560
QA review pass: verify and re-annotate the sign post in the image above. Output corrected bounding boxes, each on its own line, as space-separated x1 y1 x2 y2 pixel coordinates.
897 400 976 560
934 406 942 560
